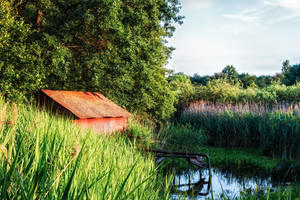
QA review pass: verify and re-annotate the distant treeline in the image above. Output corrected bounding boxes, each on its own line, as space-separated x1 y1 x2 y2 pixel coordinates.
167 63 300 114
189 62 300 88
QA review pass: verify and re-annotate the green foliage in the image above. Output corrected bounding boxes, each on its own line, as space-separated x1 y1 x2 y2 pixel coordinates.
0 1 45 101
168 73 195 113
282 60 291 74
195 79 241 103
192 79 300 104
283 63 300 86
1 0 184 121
222 65 238 83
196 146 280 172
0 100 171 199
190 65 284 88
237 184 300 200
239 73 257 88
125 118 154 148
157 124 205 153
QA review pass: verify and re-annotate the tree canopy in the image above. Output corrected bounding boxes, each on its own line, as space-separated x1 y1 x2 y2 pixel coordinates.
0 0 183 121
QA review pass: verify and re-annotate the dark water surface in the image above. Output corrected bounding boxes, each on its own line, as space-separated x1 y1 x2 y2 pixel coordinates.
170 167 285 200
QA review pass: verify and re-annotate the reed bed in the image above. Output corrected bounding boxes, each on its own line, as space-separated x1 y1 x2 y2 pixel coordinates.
185 101 300 115
180 101 300 160
0 98 171 199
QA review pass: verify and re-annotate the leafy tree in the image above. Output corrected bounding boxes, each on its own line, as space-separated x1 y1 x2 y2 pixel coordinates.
255 75 273 88
2 0 183 121
282 60 290 73
190 73 210 85
238 73 257 88
168 73 195 118
168 73 194 104
283 64 300 86
222 65 239 83
212 72 227 80
0 1 45 101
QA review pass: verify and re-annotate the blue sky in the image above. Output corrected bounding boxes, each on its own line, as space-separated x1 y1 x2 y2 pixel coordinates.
167 0 300 76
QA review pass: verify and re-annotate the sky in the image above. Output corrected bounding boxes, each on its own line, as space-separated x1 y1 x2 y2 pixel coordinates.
167 0 300 76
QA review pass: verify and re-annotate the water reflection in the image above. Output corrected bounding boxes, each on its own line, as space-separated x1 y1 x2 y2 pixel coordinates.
170 168 273 199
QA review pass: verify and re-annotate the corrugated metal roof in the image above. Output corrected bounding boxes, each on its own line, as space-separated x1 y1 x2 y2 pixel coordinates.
42 89 131 119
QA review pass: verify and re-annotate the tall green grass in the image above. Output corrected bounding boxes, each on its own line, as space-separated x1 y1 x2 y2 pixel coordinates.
235 184 300 200
0 99 171 199
180 101 300 160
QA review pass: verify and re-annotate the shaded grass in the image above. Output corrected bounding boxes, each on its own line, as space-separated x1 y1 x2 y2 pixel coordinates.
235 184 300 200
197 146 280 172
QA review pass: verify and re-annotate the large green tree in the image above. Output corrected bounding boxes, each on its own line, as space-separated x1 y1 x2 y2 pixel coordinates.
222 65 238 83
1 0 183 120
283 63 300 86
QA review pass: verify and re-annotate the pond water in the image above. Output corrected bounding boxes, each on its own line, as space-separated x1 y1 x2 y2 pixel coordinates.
170 167 277 199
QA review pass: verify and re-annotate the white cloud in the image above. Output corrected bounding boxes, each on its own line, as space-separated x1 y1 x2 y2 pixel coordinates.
222 0 300 32
181 0 214 9
262 0 300 22
263 0 300 10
222 6 264 34
223 14 259 23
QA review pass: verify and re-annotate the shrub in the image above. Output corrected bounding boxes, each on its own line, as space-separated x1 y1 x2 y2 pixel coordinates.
192 79 300 104
157 124 205 153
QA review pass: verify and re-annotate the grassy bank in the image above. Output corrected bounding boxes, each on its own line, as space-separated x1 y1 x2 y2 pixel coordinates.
0 99 170 199
157 125 279 170
157 124 300 182
180 101 300 160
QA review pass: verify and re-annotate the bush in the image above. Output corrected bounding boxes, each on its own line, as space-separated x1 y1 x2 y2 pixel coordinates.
192 79 300 104
157 124 205 153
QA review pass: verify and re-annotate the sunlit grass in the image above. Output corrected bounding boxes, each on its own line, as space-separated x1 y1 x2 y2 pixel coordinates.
0 99 171 199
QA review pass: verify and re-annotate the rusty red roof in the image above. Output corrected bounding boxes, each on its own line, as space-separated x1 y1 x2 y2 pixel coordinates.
41 89 131 119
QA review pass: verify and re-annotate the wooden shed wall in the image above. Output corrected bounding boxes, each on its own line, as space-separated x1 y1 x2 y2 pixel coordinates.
73 117 127 134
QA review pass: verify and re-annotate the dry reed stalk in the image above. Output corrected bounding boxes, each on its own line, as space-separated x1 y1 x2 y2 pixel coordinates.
71 144 81 158
0 144 11 167
6 103 18 127
0 144 8 160
0 103 7 131
11 103 18 125
44 143 82 198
